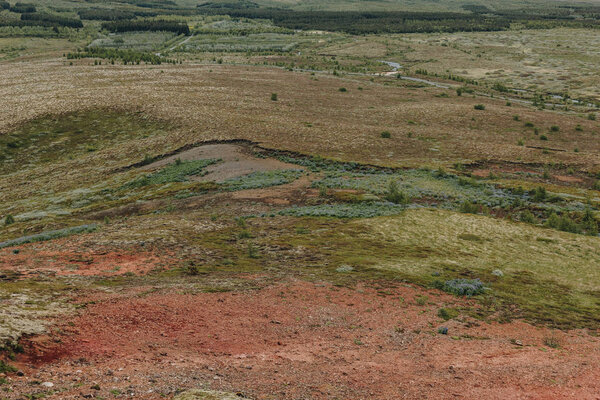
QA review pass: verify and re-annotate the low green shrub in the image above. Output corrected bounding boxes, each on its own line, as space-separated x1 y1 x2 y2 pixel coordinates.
277 202 407 218
224 169 303 191
520 210 536 224
385 180 409 204
437 307 459 321
124 159 219 188
0 224 97 249
531 186 547 202
433 278 486 296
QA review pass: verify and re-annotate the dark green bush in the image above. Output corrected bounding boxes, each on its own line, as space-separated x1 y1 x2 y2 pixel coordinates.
582 209 599 236
459 200 482 214
437 307 459 320
433 278 486 296
4 214 14 225
520 210 536 224
531 186 547 202
545 212 580 234
385 180 409 204
0 360 16 374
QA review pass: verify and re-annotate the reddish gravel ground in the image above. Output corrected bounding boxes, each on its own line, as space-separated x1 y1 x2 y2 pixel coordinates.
0 241 173 277
8 281 600 400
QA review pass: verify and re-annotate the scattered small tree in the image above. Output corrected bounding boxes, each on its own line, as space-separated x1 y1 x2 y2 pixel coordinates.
385 180 409 204
4 215 14 225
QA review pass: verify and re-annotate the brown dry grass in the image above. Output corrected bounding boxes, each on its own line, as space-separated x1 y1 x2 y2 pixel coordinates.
1 59 598 178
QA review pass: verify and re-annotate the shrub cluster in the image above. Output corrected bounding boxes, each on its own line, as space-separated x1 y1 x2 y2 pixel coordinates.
545 210 598 235
123 158 219 188
277 202 408 218
0 224 97 249
433 278 486 296
223 169 303 191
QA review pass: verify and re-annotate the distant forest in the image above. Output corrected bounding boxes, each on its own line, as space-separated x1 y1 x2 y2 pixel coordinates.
194 3 600 34
0 0 599 34
101 20 190 35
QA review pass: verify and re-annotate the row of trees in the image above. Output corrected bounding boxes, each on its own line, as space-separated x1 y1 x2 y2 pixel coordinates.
77 8 156 21
67 47 178 65
101 19 190 35
195 10 513 34
117 0 178 10
20 12 83 28
9 2 36 13
194 6 600 34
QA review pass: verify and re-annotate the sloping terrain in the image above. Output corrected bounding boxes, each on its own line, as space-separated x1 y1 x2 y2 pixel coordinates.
0 17 599 399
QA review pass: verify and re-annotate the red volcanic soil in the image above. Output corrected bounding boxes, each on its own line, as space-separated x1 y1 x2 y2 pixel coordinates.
8 281 600 400
0 240 173 277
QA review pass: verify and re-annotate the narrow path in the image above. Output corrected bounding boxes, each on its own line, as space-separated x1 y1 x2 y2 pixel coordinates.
377 60 597 109
156 34 194 56
168 34 194 52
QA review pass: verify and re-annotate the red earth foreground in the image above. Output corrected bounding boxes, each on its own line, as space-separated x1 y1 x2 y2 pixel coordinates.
7 280 600 399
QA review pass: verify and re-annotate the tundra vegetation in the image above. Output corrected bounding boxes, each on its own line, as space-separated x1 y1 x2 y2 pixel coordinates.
1 0 600 398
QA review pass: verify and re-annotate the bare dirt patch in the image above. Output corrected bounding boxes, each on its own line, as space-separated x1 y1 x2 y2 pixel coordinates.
0 240 174 278
229 175 316 205
7 281 600 399
142 143 302 182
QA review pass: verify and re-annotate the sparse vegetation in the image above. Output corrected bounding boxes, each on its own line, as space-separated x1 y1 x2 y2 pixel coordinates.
224 169 303 191
124 159 220 188
1 5 600 396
